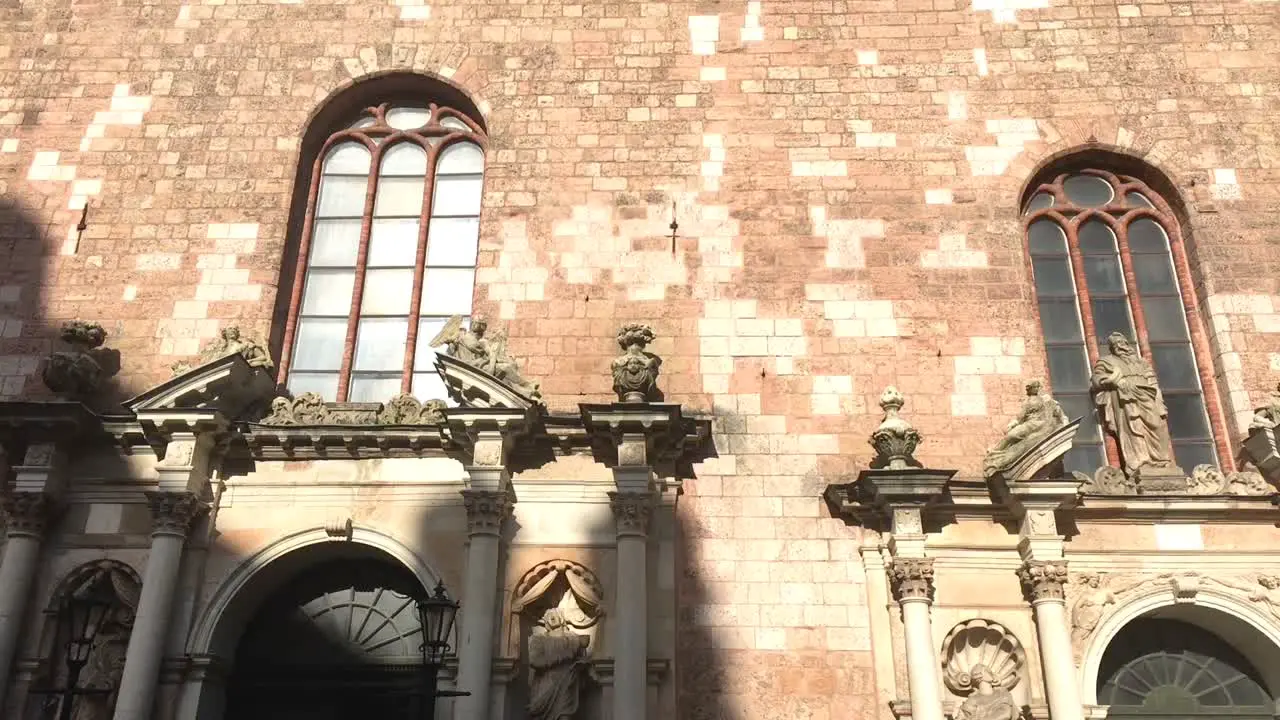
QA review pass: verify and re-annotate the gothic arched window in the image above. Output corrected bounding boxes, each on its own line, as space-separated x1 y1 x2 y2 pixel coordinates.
278 100 486 402
1023 168 1228 473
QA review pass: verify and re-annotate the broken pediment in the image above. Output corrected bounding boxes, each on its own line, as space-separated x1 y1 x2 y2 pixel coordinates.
434 353 541 410
125 353 275 421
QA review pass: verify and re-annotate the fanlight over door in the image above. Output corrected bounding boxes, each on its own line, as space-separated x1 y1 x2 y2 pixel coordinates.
1099 619 1274 719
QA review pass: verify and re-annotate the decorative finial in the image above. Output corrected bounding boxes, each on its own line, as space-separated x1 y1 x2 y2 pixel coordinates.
41 320 109 398
611 323 661 403
869 386 921 469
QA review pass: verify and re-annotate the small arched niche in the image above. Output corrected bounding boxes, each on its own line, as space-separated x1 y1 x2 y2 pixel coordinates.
1097 609 1280 720
31 560 141 720
505 560 604 720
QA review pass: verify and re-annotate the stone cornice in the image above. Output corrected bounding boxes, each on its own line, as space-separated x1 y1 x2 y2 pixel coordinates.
580 402 712 477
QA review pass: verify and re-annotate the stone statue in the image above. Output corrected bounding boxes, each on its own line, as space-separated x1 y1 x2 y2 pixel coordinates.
1249 383 1280 430
983 380 1068 476
431 316 540 398
527 608 590 720
198 326 273 370
953 664 1020 720
611 323 661 402
1090 333 1175 476
42 321 108 398
1070 574 1116 648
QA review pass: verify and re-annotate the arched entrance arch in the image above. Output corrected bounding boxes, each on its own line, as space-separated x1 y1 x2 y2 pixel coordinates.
1080 585 1280 712
180 526 449 720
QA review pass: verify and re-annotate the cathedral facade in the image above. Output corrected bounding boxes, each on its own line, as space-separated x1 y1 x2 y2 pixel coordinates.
2 0 1280 719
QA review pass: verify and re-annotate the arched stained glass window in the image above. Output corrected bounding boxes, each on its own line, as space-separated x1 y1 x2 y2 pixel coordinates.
1098 619 1273 717
1023 169 1227 474
280 103 485 403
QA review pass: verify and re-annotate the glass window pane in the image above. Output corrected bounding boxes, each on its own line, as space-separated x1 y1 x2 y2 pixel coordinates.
1047 347 1091 392
385 107 431 131
1129 218 1170 253
1091 298 1134 343
1083 255 1126 294
416 316 463 360
1078 220 1117 254
1038 300 1084 343
426 217 480 266
1028 220 1067 255
286 373 339 402
1031 257 1075 296
1125 192 1154 209
437 143 485 175
380 142 428 176
1151 344 1201 390
412 372 451 403
301 270 355 315
316 175 370 218
1173 442 1217 473
1141 296 1190 341
1065 443 1106 476
1064 175 1114 207
1133 253 1179 294
1057 393 1102 440
349 375 404 403
349 116 376 130
373 177 426 217
368 219 420 267
353 318 409 372
431 176 483 216
322 142 371 175
1025 192 1054 213
421 268 476 315
1166 394 1211 439
309 219 361 267
360 269 415 315
440 116 471 132
292 319 348 371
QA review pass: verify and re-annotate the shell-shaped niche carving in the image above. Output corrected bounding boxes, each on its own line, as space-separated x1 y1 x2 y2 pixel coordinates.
941 619 1026 695
512 559 604 631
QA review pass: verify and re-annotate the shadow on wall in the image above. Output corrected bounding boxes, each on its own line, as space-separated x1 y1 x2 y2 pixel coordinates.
0 196 142 411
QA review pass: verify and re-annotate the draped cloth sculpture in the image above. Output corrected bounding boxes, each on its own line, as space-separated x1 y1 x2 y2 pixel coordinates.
430 316 540 398
527 609 590 720
953 665 1021 720
1090 333 1176 476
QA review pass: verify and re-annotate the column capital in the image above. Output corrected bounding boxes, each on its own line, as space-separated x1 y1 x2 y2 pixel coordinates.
0 491 56 538
1018 560 1069 603
144 491 206 538
888 557 934 603
461 488 512 536
609 491 653 538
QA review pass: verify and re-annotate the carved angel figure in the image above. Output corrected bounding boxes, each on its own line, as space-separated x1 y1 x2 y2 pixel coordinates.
1070 574 1116 648
983 380 1069 476
954 665 1020 720
199 326 273 369
527 609 590 720
430 316 539 396
1249 383 1280 431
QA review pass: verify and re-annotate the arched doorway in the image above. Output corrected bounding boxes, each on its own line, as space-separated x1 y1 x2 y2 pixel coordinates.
1098 618 1276 719
223 552 433 720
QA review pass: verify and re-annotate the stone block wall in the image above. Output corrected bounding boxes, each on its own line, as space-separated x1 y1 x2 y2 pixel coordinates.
3 0 1280 717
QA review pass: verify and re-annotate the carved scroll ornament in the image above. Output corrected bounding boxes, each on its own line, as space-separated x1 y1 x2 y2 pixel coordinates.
941 619 1025 696
513 560 605 631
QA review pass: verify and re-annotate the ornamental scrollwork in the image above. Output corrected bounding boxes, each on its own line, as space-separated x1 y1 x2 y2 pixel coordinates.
462 489 512 535
145 491 206 537
1018 561 1068 603
1 492 56 537
888 557 934 602
609 492 653 536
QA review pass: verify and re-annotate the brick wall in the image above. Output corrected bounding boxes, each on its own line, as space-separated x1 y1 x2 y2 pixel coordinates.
3 0 1280 716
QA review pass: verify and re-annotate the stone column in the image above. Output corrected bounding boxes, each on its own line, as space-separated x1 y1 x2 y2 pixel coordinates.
455 488 511 720
860 541 897 718
1019 561 1082 720
0 491 53 710
112 491 204 720
610 490 652 720
888 557 945 720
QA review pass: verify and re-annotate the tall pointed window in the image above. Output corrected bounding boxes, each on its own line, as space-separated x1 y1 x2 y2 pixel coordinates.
279 102 485 402
1023 168 1228 473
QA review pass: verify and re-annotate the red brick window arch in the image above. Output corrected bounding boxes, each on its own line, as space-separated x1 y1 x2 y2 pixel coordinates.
278 103 486 402
1023 169 1230 474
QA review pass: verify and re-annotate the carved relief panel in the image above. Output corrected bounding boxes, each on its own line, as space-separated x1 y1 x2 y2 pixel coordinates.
940 619 1029 719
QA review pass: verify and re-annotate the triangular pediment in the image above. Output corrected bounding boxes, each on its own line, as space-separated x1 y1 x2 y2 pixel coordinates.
125 353 275 419
434 354 540 410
